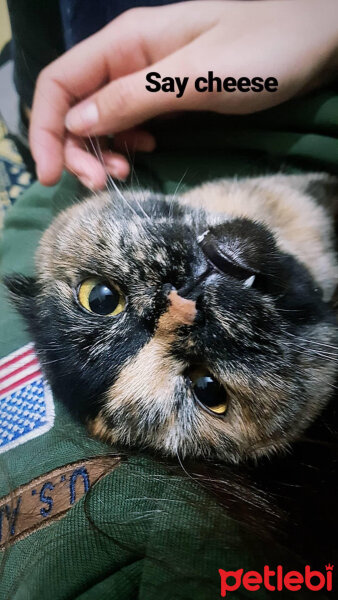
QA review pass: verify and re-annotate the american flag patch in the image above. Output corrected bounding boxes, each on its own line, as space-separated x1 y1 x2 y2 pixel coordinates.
0 343 54 453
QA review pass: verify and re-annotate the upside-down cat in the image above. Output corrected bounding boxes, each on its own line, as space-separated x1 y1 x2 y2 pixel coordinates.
6 172 338 464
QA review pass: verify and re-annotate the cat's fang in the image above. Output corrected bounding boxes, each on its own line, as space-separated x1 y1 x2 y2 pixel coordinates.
197 230 210 243
243 275 255 288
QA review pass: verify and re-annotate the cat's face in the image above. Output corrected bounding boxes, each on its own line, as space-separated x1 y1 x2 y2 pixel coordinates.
7 190 338 462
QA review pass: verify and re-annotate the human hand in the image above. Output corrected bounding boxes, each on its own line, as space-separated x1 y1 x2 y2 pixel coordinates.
30 0 338 188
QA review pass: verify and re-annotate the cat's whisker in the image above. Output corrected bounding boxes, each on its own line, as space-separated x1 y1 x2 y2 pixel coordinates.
284 339 337 355
286 343 338 359
84 137 112 197
245 322 338 358
122 141 149 207
322 380 338 392
176 452 196 482
123 159 152 222
172 168 189 203
227 322 338 361
87 136 152 222
285 331 338 351
167 168 190 220
284 344 338 363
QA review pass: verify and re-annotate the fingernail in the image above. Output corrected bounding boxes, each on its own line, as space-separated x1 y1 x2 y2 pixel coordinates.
79 175 95 189
104 157 122 178
110 168 127 181
104 156 119 169
65 102 99 133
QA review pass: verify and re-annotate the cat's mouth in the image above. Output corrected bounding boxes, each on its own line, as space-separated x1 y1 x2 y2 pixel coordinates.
185 366 228 417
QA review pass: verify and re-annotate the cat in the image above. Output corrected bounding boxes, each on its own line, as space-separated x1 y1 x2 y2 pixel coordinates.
5 172 338 464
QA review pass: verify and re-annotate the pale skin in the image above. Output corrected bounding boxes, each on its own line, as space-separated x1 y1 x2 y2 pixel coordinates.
29 0 338 189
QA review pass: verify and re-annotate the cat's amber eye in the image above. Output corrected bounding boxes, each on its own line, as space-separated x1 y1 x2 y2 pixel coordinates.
186 367 228 417
77 277 126 316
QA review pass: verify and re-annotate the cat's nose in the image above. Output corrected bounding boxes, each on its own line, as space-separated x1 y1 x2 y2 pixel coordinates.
168 290 197 326
160 285 197 329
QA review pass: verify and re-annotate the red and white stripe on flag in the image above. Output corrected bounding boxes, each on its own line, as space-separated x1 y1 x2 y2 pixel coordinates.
0 343 54 453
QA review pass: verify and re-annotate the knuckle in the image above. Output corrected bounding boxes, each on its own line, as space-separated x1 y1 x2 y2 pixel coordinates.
36 67 49 88
118 6 147 23
36 64 60 93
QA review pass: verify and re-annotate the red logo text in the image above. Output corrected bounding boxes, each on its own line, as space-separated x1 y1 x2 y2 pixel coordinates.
219 564 333 596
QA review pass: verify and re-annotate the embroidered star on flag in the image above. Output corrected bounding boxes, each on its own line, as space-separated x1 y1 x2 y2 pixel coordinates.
0 343 54 453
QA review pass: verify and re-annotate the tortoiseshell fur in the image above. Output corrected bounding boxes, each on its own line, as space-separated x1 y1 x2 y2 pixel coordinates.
6 173 338 463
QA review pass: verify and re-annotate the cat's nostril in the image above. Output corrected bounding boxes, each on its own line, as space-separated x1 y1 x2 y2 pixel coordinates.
194 297 205 325
162 282 176 296
195 296 203 311
175 284 204 325
177 283 194 297
176 267 213 300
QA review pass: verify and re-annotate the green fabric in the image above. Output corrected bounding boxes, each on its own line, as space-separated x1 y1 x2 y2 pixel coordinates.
1 85 338 598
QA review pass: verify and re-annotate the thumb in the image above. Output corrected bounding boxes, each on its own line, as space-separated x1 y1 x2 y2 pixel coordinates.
65 63 196 137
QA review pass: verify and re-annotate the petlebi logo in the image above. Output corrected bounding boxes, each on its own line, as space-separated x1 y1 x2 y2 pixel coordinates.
219 564 334 596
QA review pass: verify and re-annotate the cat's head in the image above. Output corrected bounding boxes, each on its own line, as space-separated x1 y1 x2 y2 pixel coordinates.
5 189 338 462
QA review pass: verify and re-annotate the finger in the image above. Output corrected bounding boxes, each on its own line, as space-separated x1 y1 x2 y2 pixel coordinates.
30 2 217 184
29 125 65 186
64 44 204 137
64 135 130 186
113 129 156 153
64 136 107 189
101 152 130 180
29 11 151 185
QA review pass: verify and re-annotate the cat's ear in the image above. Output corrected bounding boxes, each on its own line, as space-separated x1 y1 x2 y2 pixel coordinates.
3 274 39 320
199 219 278 278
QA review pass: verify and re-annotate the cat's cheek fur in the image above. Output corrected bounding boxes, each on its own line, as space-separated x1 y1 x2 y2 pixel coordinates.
88 308 338 462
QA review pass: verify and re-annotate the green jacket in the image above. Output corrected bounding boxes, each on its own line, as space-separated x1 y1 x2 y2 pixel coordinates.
1 87 337 599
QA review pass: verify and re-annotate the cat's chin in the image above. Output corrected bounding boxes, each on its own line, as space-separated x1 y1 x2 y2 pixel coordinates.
86 408 291 465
